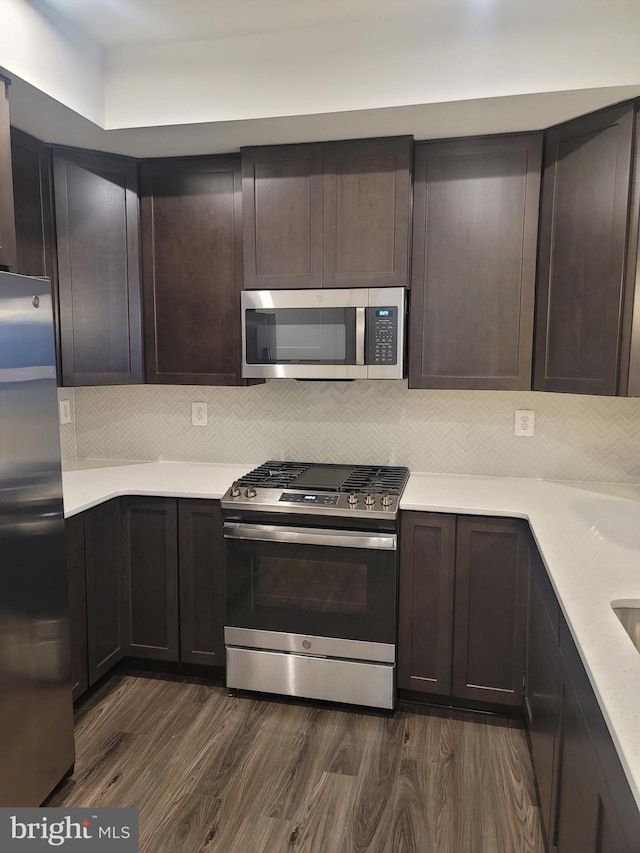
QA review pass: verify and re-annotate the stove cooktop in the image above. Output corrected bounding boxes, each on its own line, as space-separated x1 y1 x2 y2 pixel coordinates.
234 461 409 494
222 461 410 519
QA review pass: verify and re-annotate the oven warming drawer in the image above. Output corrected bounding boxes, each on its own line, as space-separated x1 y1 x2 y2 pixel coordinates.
227 646 395 710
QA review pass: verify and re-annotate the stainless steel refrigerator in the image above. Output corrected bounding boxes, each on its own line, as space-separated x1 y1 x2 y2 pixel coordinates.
0 271 74 805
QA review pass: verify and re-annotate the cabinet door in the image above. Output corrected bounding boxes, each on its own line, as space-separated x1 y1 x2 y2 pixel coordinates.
409 134 541 390
141 156 244 384
525 545 559 844
121 498 179 661
178 500 225 666
54 149 143 386
10 129 55 279
551 657 600 853
398 512 456 695
84 500 125 685
67 548 88 702
323 136 411 288
242 143 323 289
452 516 528 706
11 129 59 376
0 75 16 271
534 103 635 395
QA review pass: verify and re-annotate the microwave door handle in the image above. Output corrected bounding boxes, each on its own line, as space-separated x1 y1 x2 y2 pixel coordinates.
223 523 397 551
355 307 366 365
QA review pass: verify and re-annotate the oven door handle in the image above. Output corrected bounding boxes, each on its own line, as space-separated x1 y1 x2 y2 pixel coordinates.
223 523 397 551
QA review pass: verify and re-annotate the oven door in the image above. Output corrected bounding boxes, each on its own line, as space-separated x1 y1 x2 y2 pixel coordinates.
224 522 397 646
241 289 367 379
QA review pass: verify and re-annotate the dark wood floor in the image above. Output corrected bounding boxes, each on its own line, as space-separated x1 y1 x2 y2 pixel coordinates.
50 672 544 852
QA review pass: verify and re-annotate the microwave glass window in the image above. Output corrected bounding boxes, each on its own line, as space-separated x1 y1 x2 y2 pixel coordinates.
245 307 356 364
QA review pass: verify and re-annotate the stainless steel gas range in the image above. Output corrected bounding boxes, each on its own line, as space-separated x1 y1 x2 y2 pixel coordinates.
221 461 409 710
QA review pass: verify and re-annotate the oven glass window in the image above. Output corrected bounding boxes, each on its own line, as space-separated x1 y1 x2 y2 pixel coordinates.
226 535 396 644
255 557 367 615
245 307 356 364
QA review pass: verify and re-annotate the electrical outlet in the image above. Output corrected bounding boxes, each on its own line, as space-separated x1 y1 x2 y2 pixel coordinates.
59 399 72 425
191 402 208 426
514 409 535 437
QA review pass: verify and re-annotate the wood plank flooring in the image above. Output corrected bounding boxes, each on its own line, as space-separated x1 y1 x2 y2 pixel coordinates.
49 671 544 852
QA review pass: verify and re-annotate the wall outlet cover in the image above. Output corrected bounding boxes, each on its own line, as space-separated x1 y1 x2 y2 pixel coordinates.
191 402 208 426
514 409 535 437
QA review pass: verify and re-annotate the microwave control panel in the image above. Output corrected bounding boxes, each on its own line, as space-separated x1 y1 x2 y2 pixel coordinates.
367 307 398 365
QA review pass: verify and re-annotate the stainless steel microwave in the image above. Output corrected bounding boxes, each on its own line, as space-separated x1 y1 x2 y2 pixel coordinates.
241 288 406 380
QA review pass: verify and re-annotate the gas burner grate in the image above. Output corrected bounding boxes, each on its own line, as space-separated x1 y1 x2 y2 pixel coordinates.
234 461 312 490
340 466 409 495
234 461 409 496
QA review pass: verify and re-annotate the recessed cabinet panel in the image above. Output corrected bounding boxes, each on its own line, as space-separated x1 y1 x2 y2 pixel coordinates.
178 500 225 666
10 129 55 279
535 104 635 395
323 137 411 288
242 144 323 289
410 135 541 390
141 156 244 384
398 512 456 694
54 149 143 386
122 498 179 661
84 500 124 685
452 516 528 705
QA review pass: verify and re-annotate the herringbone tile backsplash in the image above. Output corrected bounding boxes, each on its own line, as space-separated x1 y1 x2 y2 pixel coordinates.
58 381 640 483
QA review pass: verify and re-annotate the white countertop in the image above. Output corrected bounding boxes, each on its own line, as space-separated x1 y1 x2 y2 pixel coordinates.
62 461 640 810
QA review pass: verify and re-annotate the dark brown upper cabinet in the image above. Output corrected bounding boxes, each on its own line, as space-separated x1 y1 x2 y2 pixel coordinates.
242 143 323 289
10 129 55 279
534 102 636 396
409 134 542 390
140 156 244 385
0 75 17 271
242 136 412 289
10 129 59 373
53 148 143 386
323 137 411 288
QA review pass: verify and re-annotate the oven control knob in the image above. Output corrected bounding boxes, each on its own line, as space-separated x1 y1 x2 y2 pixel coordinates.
347 492 359 505
230 482 241 498
245 487 257 499
381 491 392 507
364 493 375 506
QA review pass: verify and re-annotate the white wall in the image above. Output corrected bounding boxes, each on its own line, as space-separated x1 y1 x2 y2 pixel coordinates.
3 0 640 137
58 383 640 485
103 5 640 129
0 0 104 124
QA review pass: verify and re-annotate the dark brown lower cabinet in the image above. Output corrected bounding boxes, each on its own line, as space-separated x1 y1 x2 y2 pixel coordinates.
84 500 125 685
524 545 560 844
452 516 529 706
526 544 640 853
398 512 528 708
121 498 179 661
398 512 455 694
68 498 225 688
550 653 632 853
65 514 88 702
178 500 225 666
